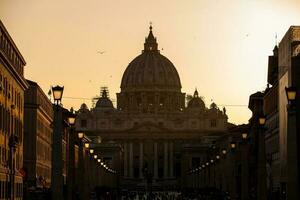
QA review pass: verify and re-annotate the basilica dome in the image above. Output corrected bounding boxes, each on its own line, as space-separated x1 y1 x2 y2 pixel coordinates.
187 90 205 110
120 26 181 92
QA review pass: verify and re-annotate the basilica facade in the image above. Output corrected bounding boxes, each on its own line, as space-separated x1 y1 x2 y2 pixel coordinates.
75 26 231 189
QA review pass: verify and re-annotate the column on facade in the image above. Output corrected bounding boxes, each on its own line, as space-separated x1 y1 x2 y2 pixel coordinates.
139 142 143 178
169 142 174 178
129 142 133 178
154 142 158 179
124 143 128 177
164 142 169 178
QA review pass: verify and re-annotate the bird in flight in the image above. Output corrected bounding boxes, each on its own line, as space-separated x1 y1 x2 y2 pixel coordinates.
97 51 106 54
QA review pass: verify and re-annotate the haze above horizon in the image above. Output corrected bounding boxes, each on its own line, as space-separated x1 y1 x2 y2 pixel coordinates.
1 0 300 124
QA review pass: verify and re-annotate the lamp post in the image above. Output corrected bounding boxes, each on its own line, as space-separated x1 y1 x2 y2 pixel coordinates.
222 149 227 157
51 85 64 200
9 135 18 200
67 111 76 200
230 142 236 151
77 132 86 200
241 132 249 200
242 133 248 141
89 149 94 154
257 116 267 200
285 86 299 200
229 141 237 200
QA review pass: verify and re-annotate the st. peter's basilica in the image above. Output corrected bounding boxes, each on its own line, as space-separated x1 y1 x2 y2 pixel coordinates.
75 25 231 190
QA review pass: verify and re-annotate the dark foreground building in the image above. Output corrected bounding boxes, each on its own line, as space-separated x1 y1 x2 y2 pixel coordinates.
0 20 28 199
24 80 53 194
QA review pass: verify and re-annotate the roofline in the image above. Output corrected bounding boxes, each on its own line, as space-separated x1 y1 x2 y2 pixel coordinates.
0 20 26 65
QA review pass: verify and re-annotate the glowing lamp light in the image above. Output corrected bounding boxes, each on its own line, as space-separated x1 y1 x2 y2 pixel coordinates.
216 155 220 160
222 149 227 155
242 133 248 139
89 149 94 154
68 112 76 126
259 117 266 126
230 142 236 149
285 86 297 102
52 85 64 103
84 143 90 149
94 155 98 159
78 132 84 139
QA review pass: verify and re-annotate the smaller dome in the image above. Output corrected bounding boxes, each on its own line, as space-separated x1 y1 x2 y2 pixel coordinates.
80 103 88 110
187 89 205 110
79 103 89 113
95 89 114 109
210 102 217 109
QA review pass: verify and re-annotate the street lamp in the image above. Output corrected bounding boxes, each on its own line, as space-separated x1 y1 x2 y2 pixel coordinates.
222 148 227 155
285 86 299 199
259 116 266 126
216 155 220 160
84 142 90 149
67 110 76 200
89 149 94 154
9 135 19 200
51 84 65 200
68 112 76 126
94 155 98 159
230 142 236 150
52 85 64 105
257 114 267 200
78 132 84 139
285 86 297 104
242 132 248 140
97 159 101 163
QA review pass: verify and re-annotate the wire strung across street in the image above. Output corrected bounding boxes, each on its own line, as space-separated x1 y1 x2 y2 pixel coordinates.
62 96 248 107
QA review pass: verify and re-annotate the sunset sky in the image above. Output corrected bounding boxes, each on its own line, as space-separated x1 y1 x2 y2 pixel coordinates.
1 0 300 124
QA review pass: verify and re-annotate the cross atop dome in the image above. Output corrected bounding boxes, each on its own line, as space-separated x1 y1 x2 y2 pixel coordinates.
143 23 158 52
194 88 199 98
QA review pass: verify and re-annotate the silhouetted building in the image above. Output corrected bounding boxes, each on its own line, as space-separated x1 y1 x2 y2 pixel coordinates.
263 46 280 198
278 26 300 197
75 25 231 190
0 20 29 199
24 80 53 190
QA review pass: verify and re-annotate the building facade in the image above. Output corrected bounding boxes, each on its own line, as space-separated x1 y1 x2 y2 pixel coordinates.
263 46 280 198
24 80 53 190
75 26 231 189
277 26 300 196
0 20 28 199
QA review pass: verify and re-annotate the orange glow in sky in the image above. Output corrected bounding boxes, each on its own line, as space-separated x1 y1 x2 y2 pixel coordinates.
1 0 300 124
